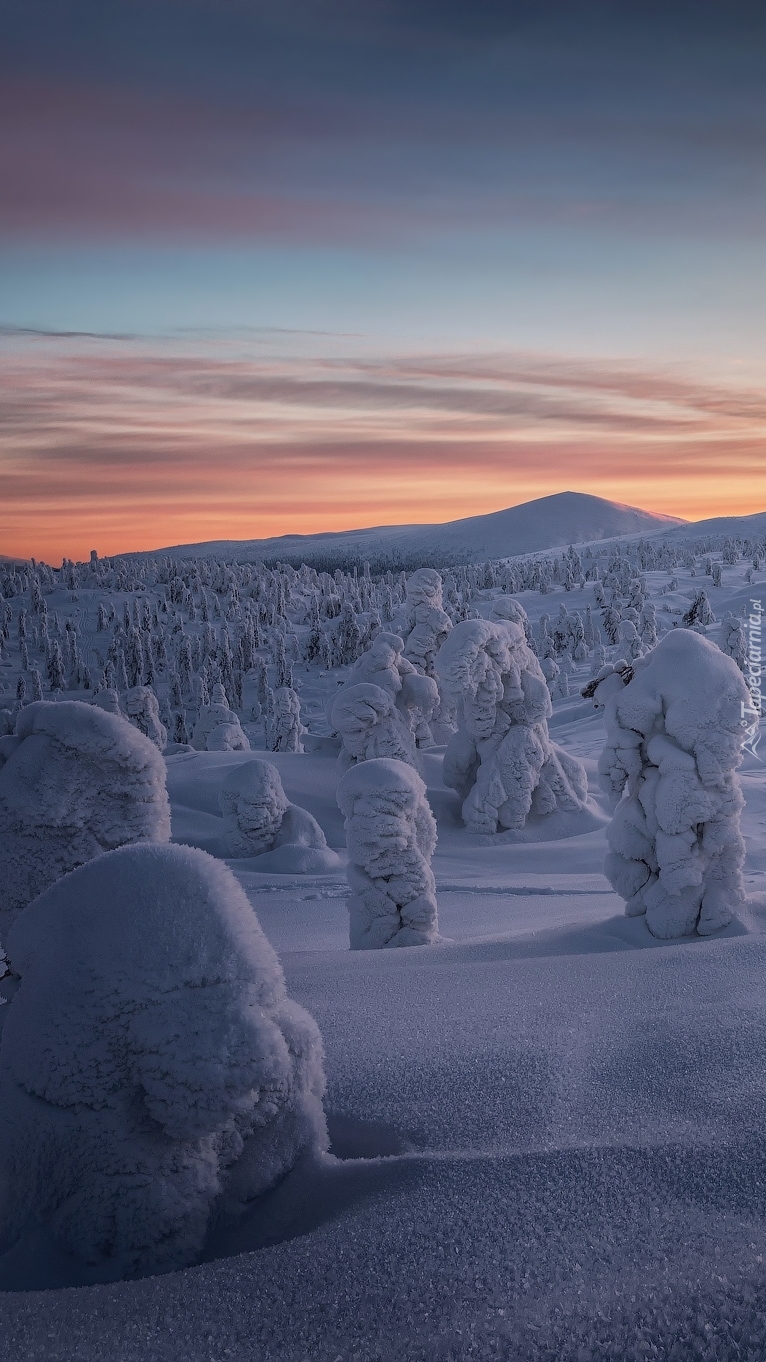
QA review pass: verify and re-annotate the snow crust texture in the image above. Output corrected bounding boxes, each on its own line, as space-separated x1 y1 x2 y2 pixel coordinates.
0 843 327 1276
595 630 751 938
337 757 439 948
0 700 170 942
437 616 589 833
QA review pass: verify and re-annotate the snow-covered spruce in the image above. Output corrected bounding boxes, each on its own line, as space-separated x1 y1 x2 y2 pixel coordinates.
0 700 170 942
124 685 167 750
436 618 588 834
336 757 439 949
268 685 304 753
331 681 424 770
400 568 455 741
589 630 751 938
191 699 250 752
219 758 332 867
0 843 327 1277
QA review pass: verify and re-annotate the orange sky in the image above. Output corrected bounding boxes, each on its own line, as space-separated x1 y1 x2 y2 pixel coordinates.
2 340 765 562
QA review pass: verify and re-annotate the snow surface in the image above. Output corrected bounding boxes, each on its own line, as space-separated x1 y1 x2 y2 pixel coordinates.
141 492 684 567
3 541 766 1358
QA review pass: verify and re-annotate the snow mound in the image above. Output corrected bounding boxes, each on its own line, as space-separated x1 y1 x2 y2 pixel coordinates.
0 843 327 1278
0 700 170 942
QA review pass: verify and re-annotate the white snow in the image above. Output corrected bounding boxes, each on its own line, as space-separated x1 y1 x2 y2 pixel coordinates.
0 843 327 1278
1 527 766 1359
337 757 439 949
0 700 170 942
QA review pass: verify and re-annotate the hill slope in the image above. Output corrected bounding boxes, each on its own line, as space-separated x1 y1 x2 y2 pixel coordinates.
146 492 684 567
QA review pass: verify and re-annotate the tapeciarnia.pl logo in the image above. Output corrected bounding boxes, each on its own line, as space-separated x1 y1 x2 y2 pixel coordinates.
741 598 763 760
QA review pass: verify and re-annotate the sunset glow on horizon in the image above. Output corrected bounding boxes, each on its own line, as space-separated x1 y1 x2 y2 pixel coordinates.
3 3 766 562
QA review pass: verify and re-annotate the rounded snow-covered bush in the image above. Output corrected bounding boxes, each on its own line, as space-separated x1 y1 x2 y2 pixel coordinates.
192 702 250 752
337 757 438 949
124 685 167 750
219 759 332 872
0 700 170 941
0 843 327 1277
591 630 751 938
436 618 588 834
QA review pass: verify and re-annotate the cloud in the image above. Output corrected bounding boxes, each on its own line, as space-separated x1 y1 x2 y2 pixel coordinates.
2 335 766 559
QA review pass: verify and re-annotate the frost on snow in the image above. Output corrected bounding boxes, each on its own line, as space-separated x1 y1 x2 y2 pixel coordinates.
219 758 331 866
436 618 588 834
0 843 327 1277
337 757 439 949
592 630 751 938
0 700 170 942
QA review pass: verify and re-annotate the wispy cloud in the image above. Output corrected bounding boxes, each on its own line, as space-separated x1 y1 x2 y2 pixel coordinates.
2 335 765 559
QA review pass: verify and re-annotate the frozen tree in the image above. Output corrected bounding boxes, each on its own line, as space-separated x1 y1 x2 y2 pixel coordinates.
639 601 658 648
0 700 170 941
334 602 363 666
92 688 122 715
401 568 452 675
0 843 327 1277
337 757 439 949
219 759 329 861
719 611 747 670
400 568 455 740
124 685 167 751
192 699 250 752
683 589 716 630
589 630 750 939
269 686 304 753
618 619 645 662
331 682 420 769
436 618 588 834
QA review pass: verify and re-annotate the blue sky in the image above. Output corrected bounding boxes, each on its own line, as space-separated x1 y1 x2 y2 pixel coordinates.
2 1 765 557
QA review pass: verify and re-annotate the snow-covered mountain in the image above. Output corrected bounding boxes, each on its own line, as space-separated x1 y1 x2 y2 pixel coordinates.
146 492 685 568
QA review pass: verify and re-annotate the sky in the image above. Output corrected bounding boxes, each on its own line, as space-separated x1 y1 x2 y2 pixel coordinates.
2 0 766 562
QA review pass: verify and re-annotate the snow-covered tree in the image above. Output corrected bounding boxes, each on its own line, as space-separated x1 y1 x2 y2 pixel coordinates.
124 685 167 750
191 699 250 752
0 700 170 941
331 682 421 769
589 630 751 939
683 589 716 630
219 759 329 860
436 618 588 834
337 757 439 949
0 843 327 1277
719 611 747 670
269 686 304 753
400 568 455 740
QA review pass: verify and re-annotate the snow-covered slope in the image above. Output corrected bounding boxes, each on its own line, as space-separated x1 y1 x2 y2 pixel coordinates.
142 493 684 567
